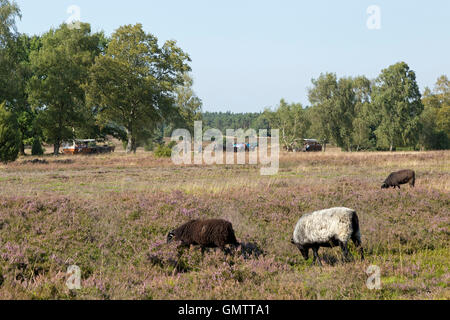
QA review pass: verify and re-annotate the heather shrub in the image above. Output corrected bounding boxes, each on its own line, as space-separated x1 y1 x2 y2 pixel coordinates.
0 151 448 299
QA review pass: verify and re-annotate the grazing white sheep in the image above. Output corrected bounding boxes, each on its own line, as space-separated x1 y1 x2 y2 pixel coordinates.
291 207 364 266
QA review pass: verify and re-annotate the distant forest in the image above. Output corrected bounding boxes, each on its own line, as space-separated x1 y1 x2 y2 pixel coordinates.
202 112 265 132
202 68 449 153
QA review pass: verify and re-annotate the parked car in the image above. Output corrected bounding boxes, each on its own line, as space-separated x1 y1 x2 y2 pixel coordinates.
63 139 115 155
302 139 322 152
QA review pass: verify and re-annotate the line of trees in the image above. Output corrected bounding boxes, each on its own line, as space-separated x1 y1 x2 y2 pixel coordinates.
202 112 263 133
1 1 448 163
204 67 448 152
0 1 202 163
260 67 448 152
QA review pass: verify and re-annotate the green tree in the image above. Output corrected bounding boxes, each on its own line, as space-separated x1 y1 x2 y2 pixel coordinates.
334 77 357 151
0 2 41 155
0 0 20 43
309 73 374 152
0 0 21 104
252 112 271 132
28 23 103 154
419 76 449 150
87 24 191 153
437 105 450 138
351 76 373 151
0 102 20 163
202 111 262 133
372 62 423 151
266 99 309 151
165 73 202 136
31 136 44 155
434 75 450 138
10 34 42 155
307 73 337 151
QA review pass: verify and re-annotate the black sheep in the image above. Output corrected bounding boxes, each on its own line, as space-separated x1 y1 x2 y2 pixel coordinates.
167 219 239 253
381 169 415 189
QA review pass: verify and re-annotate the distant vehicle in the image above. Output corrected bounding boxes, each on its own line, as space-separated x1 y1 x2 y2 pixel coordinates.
221 142 258 152
302 139 322 152
234 143 247 152
63 139 115 155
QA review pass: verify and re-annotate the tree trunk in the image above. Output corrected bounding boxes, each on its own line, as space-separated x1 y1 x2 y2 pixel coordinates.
19 141 25 156
389 144 393 152
126 135 136 154
54 140 60 155
55 107 63 156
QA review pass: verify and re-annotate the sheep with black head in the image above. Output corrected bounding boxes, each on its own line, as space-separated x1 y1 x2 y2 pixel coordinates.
291 207 364 266
381 169 415 189
167 219 239 254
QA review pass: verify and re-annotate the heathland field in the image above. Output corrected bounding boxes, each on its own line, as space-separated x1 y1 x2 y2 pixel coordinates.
0 150 448 300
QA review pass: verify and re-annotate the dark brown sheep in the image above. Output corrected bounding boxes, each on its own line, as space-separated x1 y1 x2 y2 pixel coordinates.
167 219 239 253
381 169 415 189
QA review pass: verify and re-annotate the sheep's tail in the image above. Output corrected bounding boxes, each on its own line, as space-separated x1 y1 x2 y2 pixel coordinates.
351 211 364 260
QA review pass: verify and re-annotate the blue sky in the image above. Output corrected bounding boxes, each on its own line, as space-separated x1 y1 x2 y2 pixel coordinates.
14 0 450 113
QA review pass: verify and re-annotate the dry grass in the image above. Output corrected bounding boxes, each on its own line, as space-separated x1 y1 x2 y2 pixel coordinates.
0 149 448 300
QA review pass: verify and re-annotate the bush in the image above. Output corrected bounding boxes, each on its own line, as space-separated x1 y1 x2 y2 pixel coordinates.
154 144 173 158
167 141 177 149
31 137 45 156
144 139 155 152
0 102 20 164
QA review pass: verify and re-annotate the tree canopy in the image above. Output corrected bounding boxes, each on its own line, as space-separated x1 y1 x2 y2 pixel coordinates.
372 62 424 151
0 101 20 163
87 24 191 153
0 0 448 161
27 23 104 154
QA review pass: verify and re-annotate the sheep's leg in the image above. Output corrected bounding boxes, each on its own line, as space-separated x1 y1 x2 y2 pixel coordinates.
230 243 239 255
312 247 322 266
339 241 351 262
351 236 364 261
221 246 231 255
177 244 189 257
224 244 238 256
359 246 364 261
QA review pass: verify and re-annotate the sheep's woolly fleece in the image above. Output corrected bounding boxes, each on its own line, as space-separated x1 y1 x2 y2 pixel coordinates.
293 207 356 245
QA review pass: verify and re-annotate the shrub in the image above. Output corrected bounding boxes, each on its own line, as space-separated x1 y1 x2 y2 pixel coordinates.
144 139 155 152
31 137 45 156
0 102 20 164
167 141 177 149
154 144 173 158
